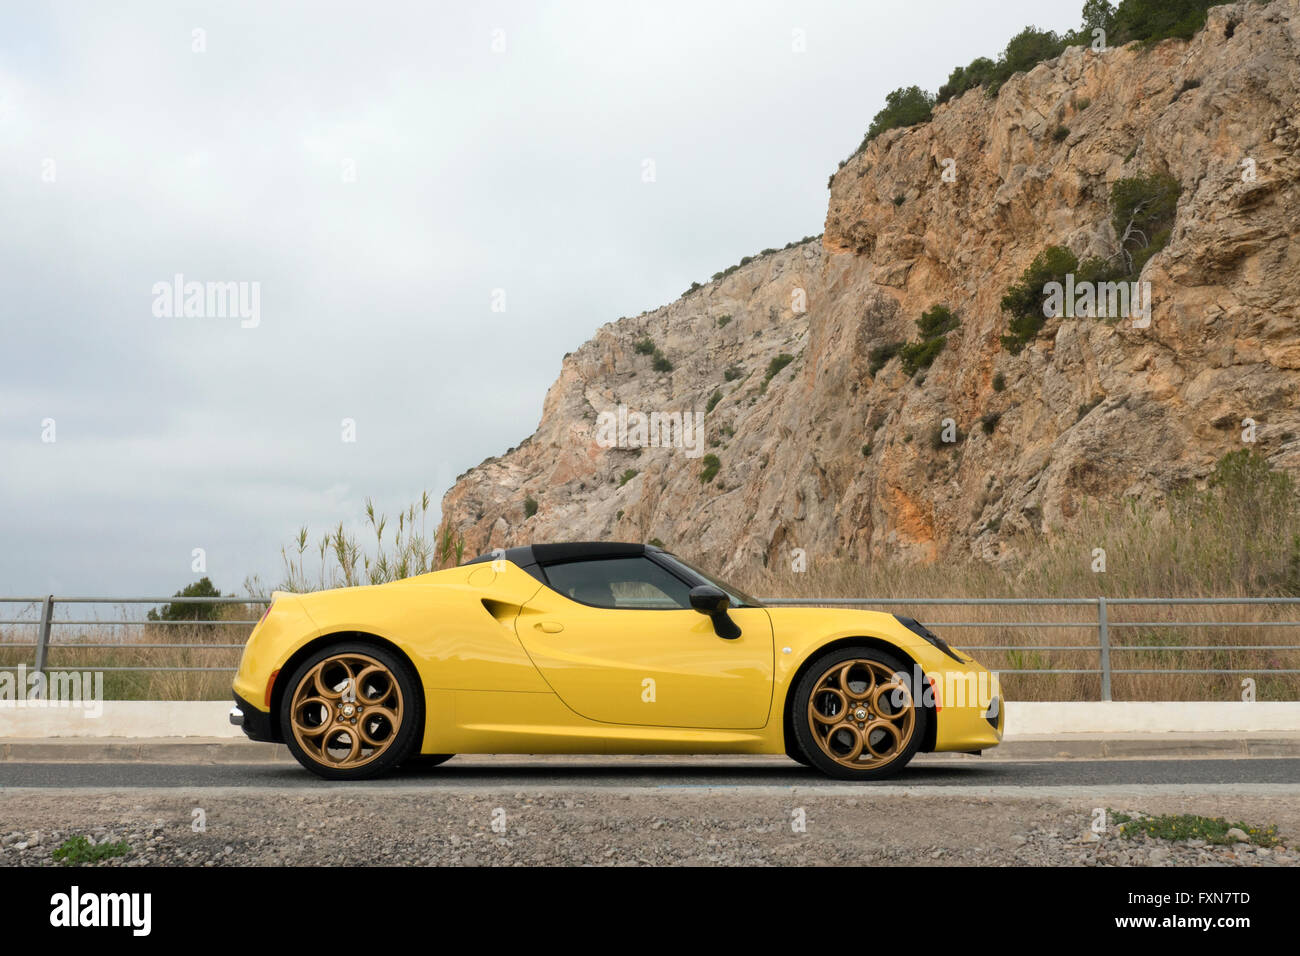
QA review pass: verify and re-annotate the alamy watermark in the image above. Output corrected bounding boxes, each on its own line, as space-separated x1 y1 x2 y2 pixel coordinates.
594 404 706 458
1043 273 1151 328
152 274 261 328
1 665 104 717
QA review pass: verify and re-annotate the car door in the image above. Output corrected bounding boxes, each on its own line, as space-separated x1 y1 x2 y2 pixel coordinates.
514 556 774 729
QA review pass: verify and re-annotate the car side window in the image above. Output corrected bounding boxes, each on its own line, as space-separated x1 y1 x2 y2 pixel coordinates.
542 557 693 610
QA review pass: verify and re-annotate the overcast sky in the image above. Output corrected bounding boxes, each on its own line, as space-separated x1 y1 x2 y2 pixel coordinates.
1 0 1084 596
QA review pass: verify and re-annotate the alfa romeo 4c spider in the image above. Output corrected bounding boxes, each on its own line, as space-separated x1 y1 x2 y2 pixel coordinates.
231 542 1003 780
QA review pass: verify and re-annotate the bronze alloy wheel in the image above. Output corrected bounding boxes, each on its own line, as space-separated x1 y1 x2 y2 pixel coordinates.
289 652 405 771
805 657 916 771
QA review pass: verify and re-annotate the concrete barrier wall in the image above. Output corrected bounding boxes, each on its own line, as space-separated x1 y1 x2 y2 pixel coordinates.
0 700 1297 738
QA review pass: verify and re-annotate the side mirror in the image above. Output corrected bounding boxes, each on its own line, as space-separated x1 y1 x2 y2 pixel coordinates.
689 585 730 615
689 585 741 640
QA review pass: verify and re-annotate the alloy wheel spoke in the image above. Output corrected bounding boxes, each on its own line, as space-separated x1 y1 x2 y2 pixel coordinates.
838 662 875 701
291 654 404 770
808 659 915 770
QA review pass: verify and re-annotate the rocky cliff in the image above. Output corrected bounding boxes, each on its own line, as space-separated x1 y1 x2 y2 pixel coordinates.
439 0 1300 575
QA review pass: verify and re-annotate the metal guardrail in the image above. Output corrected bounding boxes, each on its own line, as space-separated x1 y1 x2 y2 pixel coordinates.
759 596 1300 700
0 596 266 678
1 595 1298 700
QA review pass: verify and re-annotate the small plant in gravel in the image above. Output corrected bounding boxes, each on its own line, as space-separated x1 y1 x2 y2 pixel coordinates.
1109 811 1281 847
53 835 131 866
618 469 638 487
699 454 721 484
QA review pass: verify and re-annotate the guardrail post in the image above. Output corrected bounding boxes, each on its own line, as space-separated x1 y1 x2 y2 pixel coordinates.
32 594 54 699
1097 596 1111 701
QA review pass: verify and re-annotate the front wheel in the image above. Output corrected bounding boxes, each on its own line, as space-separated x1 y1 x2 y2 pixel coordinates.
280 642 423 780
791 647 927 781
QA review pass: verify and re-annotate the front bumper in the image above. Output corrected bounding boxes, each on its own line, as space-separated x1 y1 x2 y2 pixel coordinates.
231 692 279 743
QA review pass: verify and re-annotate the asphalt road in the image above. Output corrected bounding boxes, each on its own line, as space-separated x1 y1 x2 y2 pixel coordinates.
2 756 1298 790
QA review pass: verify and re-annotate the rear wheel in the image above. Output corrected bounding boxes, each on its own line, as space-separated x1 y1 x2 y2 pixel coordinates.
792 647 926 781
280 642 423 780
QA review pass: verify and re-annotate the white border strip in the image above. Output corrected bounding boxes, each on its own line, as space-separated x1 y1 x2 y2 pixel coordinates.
0 701 1297 738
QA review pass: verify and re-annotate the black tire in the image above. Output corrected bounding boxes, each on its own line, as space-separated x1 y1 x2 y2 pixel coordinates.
401 753 455 770
791 646 927 781
279 641 424 781
785 738 813 767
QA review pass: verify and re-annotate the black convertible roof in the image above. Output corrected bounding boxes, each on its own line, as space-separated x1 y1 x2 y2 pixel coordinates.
465 541 662 567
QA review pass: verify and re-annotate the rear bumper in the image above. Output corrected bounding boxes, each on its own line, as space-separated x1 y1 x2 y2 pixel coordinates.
231 692 279 743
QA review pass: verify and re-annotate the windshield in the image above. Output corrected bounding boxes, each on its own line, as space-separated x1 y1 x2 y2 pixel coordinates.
654 553 764 608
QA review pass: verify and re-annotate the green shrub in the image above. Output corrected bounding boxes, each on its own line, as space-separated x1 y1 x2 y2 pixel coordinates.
916 304 959 339
763 353 795 390
1111 171 1181 276
633 338 656 355
723 365 743 382
716 314 732 327
1000 245 1078 354
861 443 872 457
648 537 665 548
937 56 997 104
652 352 673 373
997 27 1067 88
992 372 1006 392
981 411 1003 434
523 496 538 518
1112 0 1217 45
148 577 226 622
705 389 723 413
1052 124 1070 142
684 281 702 296
868 341 904 376
858 86 935 151
897 305 960 377
900 337 946 377
892 194 906 206
860 1 1218 170
618 469 638 487
700 454 721 484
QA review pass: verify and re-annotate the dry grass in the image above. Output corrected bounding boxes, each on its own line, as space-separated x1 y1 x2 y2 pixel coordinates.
0 603 257 701
735 452 1300 701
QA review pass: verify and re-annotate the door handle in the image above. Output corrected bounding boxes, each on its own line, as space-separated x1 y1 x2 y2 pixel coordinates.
533 621 564 633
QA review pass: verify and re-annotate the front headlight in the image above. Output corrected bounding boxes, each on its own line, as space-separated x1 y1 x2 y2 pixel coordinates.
893 614 968 663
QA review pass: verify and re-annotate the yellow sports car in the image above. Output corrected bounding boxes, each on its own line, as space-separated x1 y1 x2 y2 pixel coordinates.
231 542 1003 780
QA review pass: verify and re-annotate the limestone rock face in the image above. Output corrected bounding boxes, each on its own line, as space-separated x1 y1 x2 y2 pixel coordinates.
440 0 1300 575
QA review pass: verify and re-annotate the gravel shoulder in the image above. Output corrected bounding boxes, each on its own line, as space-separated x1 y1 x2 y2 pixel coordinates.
2 784 1296 867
